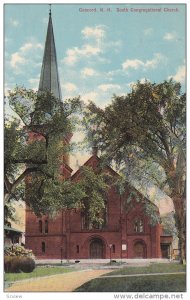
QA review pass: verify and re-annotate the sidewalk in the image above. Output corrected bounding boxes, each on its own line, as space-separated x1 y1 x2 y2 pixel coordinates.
101 272 186 278
5 269 111 292
35 258 172 265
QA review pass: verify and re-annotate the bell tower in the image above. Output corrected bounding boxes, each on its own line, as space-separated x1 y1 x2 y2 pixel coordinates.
38 7 72 177
39 6 62 100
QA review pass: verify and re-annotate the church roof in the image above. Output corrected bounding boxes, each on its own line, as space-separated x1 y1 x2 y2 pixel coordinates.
71 154 120 180
38 10 62 100
71 154 160 213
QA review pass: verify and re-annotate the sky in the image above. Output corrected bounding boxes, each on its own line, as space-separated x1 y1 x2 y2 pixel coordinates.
4 3 186 100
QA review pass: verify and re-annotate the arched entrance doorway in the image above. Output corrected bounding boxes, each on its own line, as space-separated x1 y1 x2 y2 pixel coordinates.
133 240 147 258
90 238 104 259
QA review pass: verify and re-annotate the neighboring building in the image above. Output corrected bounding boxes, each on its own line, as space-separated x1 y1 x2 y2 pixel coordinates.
25 10 172 259
4 225 24 247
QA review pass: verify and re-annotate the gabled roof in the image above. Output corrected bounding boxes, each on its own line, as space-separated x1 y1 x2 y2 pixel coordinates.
71 154 160 214
38 11 62 100
71 154 120 180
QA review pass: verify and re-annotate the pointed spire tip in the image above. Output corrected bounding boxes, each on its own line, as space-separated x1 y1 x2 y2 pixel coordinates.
49 4 52 16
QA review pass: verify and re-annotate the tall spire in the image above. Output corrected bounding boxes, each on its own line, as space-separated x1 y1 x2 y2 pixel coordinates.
38 8 62 100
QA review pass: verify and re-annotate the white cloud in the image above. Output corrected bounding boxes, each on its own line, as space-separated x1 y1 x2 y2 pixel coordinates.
107 40 122 50
5 37 11 44
42 17 48 24
82 25 106 41
127 78 150 89
145 53 165 68
64 44 101 65
63 24 122 67
20 42 43 53
9 18 19 27
82 44 101 55
122 53 166 71
9 41 43 72
81 67 97 77
106 68 124 80
62 82 77 92
98 84 121 92
81 91 98 103
10 52 26 69
163 32 178 41
20 43 34 52
63 48 78 65
122 59 144 71
28 77 40 90
139 78 150 84
4 83 11 97
63 25 108 66
169 65 186 83
143 28 153 36
127 81 135 88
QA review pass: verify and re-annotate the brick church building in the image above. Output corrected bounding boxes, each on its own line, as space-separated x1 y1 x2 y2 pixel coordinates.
25 10 172 260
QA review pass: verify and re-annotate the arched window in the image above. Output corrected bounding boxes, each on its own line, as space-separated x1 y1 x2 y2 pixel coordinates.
42 241 45 253
134 218 144 233
112 244 115 253
76 245 79 253
39 220 42 233
45 220 48 233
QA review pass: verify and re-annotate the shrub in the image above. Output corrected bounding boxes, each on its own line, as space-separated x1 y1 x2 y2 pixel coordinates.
4 256 35 273
4 245 35 258
19 257 36 273
4 256 13 273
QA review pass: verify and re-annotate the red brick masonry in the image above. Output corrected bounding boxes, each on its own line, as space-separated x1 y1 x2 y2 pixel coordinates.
25 155 163 259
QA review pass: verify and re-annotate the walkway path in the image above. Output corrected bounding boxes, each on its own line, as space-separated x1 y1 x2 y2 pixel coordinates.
5 269 111 292
100 272 186 278
5 270 185 292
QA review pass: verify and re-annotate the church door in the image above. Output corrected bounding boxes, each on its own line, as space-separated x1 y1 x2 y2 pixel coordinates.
161 244 170 258
90 238 104 258
134 241 147 258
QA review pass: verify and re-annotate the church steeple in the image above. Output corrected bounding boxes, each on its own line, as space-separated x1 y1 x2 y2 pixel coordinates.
39 8 62 100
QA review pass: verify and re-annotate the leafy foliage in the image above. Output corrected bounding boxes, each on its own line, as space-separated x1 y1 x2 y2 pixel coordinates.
77 166 110 225
82 80 185 193
5 87 112 224
4 87 83 219
82 79 186 261
4 245 34 258
4 256 35 273
161 212 178 237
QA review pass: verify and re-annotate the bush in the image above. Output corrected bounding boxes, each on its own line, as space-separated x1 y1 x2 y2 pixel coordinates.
4 245 35 258
19 257 36 273
4 256 35 273
4 256 13 273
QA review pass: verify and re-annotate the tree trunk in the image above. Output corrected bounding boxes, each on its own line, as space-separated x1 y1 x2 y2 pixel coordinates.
172 195 186 264
178 226 186 264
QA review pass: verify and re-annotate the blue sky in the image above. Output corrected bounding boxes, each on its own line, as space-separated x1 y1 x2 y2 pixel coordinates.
5 3 186 105
4 3 186 172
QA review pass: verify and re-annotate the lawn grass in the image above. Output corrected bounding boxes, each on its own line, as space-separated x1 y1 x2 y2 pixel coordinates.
4 266 74 282
103 263 186 276
75 263 186 292
75 274 186 292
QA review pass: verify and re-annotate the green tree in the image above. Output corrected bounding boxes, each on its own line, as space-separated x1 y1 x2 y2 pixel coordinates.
74 166 111 228
82 79 186 263
161 212 178 237
4 87 110 225
4 87 83 219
